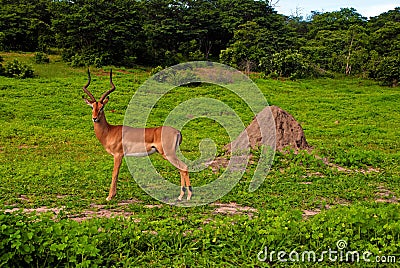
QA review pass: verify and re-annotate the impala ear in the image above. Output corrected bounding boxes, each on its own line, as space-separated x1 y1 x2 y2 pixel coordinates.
102 96 109 105
83 97 93 107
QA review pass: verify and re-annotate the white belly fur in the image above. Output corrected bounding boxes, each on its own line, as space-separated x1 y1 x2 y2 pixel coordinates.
125 147 157 157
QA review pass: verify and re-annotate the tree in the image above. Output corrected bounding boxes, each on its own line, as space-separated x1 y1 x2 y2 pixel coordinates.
0 0 53 51
368 7 400 85
303 8 370 75
308 8 367 38
51 0 143 66
220 21 268 72
219 8 293 72
370 21 400 57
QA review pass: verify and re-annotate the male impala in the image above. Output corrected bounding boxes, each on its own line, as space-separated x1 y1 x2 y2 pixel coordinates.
82 70 192 201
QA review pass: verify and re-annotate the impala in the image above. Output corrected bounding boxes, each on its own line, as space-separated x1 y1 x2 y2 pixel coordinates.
82 70 192 201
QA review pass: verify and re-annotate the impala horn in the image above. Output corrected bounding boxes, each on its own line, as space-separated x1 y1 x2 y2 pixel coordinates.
82 69 96 102
99 69 116 103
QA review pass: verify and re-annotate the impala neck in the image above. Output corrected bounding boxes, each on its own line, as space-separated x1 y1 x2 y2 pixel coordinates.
93 113 111 143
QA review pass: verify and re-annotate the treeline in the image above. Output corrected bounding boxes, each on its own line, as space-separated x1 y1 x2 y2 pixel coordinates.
0 0 399 85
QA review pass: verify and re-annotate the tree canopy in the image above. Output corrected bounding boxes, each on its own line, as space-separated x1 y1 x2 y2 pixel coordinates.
0 0 399 85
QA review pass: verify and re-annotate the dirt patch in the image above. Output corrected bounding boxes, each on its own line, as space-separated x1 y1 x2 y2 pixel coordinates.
302 205 331 219
302 209 322 218
93 69 112 76
70 209 140 223
302 198 351 219
211 202 258 218
2 199 142 222
4 206 66 215
19 195 30 201
196 67 239 84
18 144 39 150
301 171 325 179
93 69 130 76
375 185 398 204
360 167 380 174
144 204 163 209
116 69 130 74
317 156 381 175
70 199 141 222
299 181 313 185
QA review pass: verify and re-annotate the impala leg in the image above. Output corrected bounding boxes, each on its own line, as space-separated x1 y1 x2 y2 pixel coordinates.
161 153 192 201
106 154 123 201
173 157 191 201
180 169 192 201
178 174 186 201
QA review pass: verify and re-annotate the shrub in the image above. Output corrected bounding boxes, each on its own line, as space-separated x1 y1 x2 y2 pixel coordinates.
153 65 199 85
150 65 164 75
260 50 326 79
69 53 107 68
0 56 3 75
70 54 87 68
373 55 400 87
0 212 104 267
3 59 35 79
33 52 50 64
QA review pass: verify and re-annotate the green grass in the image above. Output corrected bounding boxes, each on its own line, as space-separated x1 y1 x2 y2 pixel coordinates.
0 52 399 267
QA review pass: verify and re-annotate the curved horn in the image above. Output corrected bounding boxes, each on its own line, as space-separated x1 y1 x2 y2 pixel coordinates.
99 69 116 103
82 69 96 102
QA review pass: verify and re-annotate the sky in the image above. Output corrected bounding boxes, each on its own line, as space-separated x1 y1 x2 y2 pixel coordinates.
273 0 399 18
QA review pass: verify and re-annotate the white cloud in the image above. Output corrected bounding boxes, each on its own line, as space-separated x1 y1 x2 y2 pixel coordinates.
274 0 398 18
356 4 398 18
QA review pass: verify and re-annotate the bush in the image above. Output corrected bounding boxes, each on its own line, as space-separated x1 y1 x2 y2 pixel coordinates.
0 56 3 76
150 65 164 75
70 54 87 67
0 212 104 267
152 64 199 85
373 55 400 87
33 52 50 64
3 59 34 79
260 50 325 79
69 53 107 68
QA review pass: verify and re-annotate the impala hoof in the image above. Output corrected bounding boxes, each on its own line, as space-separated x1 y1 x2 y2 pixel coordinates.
178 186 185 201
187 186 193 200
106 196 112 201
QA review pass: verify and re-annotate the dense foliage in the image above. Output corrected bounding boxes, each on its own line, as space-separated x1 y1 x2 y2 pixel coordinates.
1 205 399 267
0 0 399 84
2 59 34 78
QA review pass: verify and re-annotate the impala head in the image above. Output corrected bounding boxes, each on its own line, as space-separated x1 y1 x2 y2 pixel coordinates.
82 69 115 123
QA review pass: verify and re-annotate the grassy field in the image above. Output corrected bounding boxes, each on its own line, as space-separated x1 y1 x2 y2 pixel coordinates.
0 52 400 267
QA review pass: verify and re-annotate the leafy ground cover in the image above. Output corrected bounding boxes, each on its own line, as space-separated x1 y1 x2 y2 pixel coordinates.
0 53 399 267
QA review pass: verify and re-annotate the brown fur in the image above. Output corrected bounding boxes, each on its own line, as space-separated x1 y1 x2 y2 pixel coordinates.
83 71 191 201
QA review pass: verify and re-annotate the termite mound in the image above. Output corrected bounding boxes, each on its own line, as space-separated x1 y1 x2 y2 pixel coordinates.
225 105 310 153
209 106 310 172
